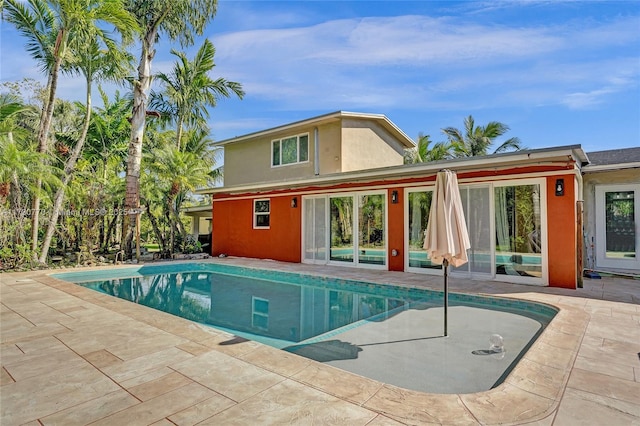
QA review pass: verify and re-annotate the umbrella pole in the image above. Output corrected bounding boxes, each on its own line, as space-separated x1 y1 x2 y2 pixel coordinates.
443 258 448 337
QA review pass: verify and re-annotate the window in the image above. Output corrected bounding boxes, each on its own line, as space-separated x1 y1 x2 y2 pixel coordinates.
252 297 269 329
254 199 270 229
272 134 309 166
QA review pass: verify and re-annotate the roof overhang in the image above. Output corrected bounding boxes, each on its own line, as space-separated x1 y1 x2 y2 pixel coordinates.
213 111 415 149
582 162 640 173
198 145 587 196
183 205 212 217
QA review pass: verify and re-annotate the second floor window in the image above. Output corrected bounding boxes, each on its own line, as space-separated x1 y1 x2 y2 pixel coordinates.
272 134 309 166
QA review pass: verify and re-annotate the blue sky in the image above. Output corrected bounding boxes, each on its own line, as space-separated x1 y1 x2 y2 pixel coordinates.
2 1 639 153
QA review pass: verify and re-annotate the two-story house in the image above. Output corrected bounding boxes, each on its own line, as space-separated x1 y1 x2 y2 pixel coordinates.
200 111 590 289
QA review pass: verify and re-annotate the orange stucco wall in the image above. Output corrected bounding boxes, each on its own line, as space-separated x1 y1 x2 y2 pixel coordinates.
212 195 301 262
211 165 580 289
546 175 577 288
387 188 405 271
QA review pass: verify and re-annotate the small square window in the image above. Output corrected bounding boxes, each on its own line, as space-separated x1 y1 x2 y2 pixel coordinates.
254 199 270 229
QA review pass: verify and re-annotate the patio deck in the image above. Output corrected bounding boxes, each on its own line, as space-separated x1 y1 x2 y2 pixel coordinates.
1 257 638 425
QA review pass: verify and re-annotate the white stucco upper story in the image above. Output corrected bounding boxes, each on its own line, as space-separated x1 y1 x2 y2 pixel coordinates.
213 111 415 187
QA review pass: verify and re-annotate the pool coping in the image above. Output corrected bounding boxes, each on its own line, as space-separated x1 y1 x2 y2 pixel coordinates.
1 257 635 425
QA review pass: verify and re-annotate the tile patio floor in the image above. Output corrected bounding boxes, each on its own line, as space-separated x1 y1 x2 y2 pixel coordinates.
1 257 638 425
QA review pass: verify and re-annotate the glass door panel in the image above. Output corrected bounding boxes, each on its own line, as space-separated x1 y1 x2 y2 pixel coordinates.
605 191 636 260
494 184 542 279
358 193 386 265
303 197 327 263
330 196 354 263
407 190 440 270
453 186 491 275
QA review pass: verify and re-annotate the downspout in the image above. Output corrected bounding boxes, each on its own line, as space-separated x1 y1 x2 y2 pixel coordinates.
574 165 585 287
314 127 320 176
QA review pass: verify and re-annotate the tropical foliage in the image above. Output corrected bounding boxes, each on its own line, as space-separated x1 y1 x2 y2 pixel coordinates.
1 0 240 270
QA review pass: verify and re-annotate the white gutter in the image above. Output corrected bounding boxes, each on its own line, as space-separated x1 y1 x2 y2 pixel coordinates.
582 162 640 172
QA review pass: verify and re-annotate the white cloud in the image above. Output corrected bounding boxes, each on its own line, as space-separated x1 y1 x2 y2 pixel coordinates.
210 13 639 112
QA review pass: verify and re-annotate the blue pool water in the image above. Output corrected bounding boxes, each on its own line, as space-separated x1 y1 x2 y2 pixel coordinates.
53 262 557 394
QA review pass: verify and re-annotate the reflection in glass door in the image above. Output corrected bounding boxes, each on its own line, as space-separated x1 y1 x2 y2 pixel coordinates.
453 186 491 275
406 189 439 270
595 184 639 270
494 184 543 282
330 196 354 263
605 191 635 258
358 193 386 266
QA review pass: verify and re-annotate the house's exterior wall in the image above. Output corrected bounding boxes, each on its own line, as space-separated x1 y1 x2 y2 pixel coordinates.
387 187 405 272
314 121 343 175
212 195 301 262
222 122 343 186
212 167 581 289
341 119 406 172
546 174 578 289
223 132 316 187
222 119 408 187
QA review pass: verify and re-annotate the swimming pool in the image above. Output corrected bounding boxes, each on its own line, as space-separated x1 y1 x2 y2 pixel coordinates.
53 262 557 394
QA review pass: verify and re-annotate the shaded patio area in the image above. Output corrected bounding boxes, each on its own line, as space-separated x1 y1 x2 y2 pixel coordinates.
1 258 639 425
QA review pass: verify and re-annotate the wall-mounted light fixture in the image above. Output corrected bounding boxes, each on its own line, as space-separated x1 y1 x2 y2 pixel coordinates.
555 179 564 196
391 190 398 204
291 197 298 208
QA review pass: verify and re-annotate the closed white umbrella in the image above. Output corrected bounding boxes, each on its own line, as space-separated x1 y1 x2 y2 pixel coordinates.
423 170 471 336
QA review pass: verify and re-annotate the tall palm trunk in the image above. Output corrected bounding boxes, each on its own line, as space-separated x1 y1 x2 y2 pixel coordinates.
176 116 184 150
31 36 65 256
38 78 93 263
123 27 158 259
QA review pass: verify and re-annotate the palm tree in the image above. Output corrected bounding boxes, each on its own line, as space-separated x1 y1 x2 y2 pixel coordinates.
83 88 131 252
38 35 134 263
405 134 453 164
84 88 131 179
3 0 137 255
442 115 524 158
150 39 244 151
123 0 219 259
0 95 60 267
144 145 212 253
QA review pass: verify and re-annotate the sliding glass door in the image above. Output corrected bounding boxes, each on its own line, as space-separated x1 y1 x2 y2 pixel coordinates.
304 192 387 269
406 180 545 285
